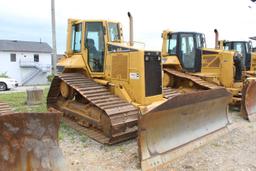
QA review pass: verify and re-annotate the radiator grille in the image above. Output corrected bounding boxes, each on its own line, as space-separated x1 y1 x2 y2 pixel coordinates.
144 51 162 96
111 54 128 80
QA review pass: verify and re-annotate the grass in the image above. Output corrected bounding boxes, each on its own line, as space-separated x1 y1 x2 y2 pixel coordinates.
59 121 88 143
0 88 88 142
0 88 49 113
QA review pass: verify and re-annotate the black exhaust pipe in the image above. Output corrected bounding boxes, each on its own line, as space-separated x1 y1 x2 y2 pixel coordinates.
128 12 134 46
214 29 219 49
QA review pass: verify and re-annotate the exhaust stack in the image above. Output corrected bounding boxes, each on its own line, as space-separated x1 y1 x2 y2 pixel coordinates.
128 12 134 46
214 29 219 49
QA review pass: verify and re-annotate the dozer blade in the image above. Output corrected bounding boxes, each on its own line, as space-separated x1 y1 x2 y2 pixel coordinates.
138 88 231 170
0 109 66 171
242 78 256 121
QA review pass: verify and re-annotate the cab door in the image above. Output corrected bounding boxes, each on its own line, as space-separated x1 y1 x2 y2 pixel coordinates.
178 33 197 72
84 22 106 75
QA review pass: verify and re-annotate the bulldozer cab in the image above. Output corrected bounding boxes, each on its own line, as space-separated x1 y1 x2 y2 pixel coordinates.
63 19 123 76
223 41 253 70
163 32 206 72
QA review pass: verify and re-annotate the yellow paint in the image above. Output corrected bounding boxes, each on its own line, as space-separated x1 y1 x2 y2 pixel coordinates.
58 54 86 69
200 49 235 88
251 52 256 71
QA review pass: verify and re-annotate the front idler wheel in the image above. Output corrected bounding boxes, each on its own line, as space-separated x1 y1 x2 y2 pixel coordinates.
60 81 75 99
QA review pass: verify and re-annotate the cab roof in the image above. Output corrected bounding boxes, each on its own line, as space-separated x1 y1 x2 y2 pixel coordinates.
69 19 119 24
225 41 249 43
171 31 204 35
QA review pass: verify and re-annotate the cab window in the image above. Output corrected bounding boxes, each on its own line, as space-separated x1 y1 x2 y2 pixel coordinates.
196 34 201 48
196 34 206 48
224 43 231 51
234 42 246 65
201 34 206 48
180 34 196 69
245 43 249 53
234 43 245 54
71 23 82 52
108 23 120 42
85 22 105 72
167 34 177 55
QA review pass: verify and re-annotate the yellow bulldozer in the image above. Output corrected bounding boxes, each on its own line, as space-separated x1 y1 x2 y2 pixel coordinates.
0 101 65 171
47 13 231 169
161 29 256 121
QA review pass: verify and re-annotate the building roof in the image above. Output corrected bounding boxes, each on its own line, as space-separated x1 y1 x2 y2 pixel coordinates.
0 40 52 53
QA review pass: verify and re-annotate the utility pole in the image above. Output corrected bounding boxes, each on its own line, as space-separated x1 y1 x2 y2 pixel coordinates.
51 0 57 74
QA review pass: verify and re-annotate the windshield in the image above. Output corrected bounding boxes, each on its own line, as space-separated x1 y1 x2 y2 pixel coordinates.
234 43 246 56
225 42 247 64
225 42 247 56
108 23 121 42
167 33 205 56
225 42 249 67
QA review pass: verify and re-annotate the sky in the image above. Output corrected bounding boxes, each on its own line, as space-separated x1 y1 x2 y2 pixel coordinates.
0 0 255 54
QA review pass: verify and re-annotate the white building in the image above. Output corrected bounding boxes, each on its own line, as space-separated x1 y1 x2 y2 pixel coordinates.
0 40 52 85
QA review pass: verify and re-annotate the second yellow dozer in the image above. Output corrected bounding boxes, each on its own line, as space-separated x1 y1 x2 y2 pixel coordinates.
161 29 256 122
47 13 231 169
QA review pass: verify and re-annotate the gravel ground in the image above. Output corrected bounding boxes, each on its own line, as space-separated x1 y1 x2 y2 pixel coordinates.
60 111 256 171
168 112 256 171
